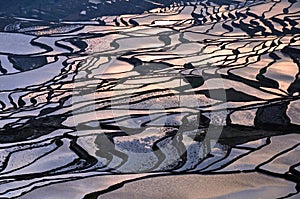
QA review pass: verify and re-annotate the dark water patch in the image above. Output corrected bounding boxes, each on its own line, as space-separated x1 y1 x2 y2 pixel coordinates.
9 55 49 72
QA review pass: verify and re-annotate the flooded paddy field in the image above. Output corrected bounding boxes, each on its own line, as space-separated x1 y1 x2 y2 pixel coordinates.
0 0 299 198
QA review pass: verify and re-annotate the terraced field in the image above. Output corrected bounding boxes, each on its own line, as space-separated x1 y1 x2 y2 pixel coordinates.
0 0 299 198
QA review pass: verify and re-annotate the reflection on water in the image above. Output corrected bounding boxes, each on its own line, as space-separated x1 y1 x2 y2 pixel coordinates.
0 0 300 198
